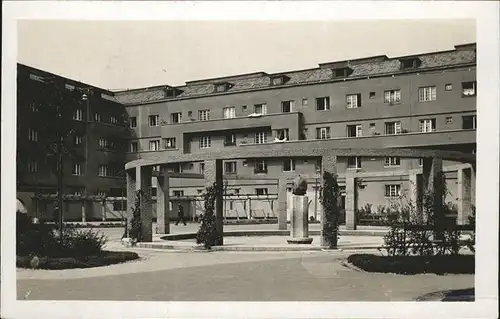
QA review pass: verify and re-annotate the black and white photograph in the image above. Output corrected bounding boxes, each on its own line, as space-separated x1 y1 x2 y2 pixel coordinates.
2 1 499 319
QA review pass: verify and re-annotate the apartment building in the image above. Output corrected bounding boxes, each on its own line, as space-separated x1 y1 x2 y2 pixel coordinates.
16 43 477 222
16 64 130 221
116 43 476 220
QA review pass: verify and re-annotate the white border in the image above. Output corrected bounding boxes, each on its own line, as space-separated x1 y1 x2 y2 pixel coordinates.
2 1 499 319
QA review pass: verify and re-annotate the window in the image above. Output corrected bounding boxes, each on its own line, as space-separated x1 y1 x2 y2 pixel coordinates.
446 117 453 124
369 123 376 130
110 116 117 124
113 200 126 211
130 142 138 153
346 94 362 108
199 110 210 121
281 100 294 113
149 115 159 126
98 165 109 177
255 188 268 195
384 122 402 135
255 160 267 173
171 112 182 123
385 185 401 198
149 140 160 151
384 157 400 167
419 119 436 133
282 158 296 172
254 103 267 115
28 128 38 141
224 133 236 146
347 125 362 137
199 163 205 175
462 115 477 129
315 160 321 172
384 90 401 104
164 138 176 149
224 161 237 174
97 191 107 197
129 117 137 128
272 77 283 85
94 113 101 122
302 98 308 106
316 127 330 139
316 97 330 111
445 84 453 91
242 105 247 111
275 129 289 141
75 136 83 145
347 156 361 169
369 92 376 99
419 158 423 167
98 138 108 149
73 109 83 121
28 160 37 173
255 132 267 144
418 86 437 102
223 107 236 119
462 81 477 97
173 190 184 197
200 136 211 148
72 163 82 176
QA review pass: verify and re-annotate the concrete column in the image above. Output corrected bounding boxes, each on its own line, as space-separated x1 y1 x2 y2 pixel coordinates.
320 154 338 246
422 157 444 237
126 168 137 227
156 167 170 234
345 174 357 230
101 200 107 221
137 165 153 242
408 173 423 221
81 200 86 223
471 165 476 206
277 175 288 230
204 159 224 245
457 167 472 225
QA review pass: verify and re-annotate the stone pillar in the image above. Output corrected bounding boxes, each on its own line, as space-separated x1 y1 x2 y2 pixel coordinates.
320 154 338 247
101 200 107 221
409 173 423 221
204 159 223 245
138 165 153 242
126 168 137 228
287 195 313 244
156 167 170 234
457 167 472 225
81 200 86 223
422 157 444 237
277 175 288 230
345 174 357 230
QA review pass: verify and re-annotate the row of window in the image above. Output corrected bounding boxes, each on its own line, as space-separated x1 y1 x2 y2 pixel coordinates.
30 104 123 126
131 82 476 128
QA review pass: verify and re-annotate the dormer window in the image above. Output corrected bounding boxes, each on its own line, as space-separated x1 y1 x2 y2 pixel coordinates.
331 67 353 78
215 82 232 93
400 57 421 70
271 75 290 86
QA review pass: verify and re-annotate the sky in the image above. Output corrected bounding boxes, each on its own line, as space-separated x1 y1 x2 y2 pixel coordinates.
17 19 476 91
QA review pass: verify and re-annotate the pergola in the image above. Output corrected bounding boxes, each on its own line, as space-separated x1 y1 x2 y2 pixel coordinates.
125 146 476 247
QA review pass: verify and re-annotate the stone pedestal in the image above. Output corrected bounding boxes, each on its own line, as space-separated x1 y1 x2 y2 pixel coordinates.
287 195 313 244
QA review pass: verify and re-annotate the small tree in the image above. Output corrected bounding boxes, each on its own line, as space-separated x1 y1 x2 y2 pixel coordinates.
319 171 341 249
196 183 222 249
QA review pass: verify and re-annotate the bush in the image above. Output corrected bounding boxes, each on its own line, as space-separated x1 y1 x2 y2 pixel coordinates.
196 183 222 249
60 226 107 257
347 254 475 275
16 251 139 269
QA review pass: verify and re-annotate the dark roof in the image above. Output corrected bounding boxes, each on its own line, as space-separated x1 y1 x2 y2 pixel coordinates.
113 44 476 106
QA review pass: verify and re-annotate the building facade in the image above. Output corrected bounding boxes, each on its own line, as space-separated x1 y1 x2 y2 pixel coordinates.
17 43 477 222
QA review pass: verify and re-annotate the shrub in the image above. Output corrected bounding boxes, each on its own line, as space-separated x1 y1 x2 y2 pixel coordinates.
60 226 108 257
347 253 474 275
196 183 222 249
319 171 341 249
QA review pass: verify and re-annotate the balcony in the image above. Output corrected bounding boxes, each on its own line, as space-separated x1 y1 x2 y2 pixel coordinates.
162 112 300 135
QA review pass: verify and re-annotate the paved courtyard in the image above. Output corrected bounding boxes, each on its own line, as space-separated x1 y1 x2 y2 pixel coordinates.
17 249 473 301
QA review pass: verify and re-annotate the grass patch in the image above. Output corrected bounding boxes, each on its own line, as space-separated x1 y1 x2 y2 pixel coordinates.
347 254 474 275
17 251 139 270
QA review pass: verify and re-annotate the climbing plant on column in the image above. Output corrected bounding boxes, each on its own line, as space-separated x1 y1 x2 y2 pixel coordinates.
196 183 222 249
319 171 341 249
127 190 143 243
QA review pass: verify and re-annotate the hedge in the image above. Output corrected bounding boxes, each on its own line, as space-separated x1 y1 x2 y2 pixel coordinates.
17 251 140 270
347 254 475 275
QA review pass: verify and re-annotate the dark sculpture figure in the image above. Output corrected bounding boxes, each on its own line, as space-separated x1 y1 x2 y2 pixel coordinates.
292 175 308 196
